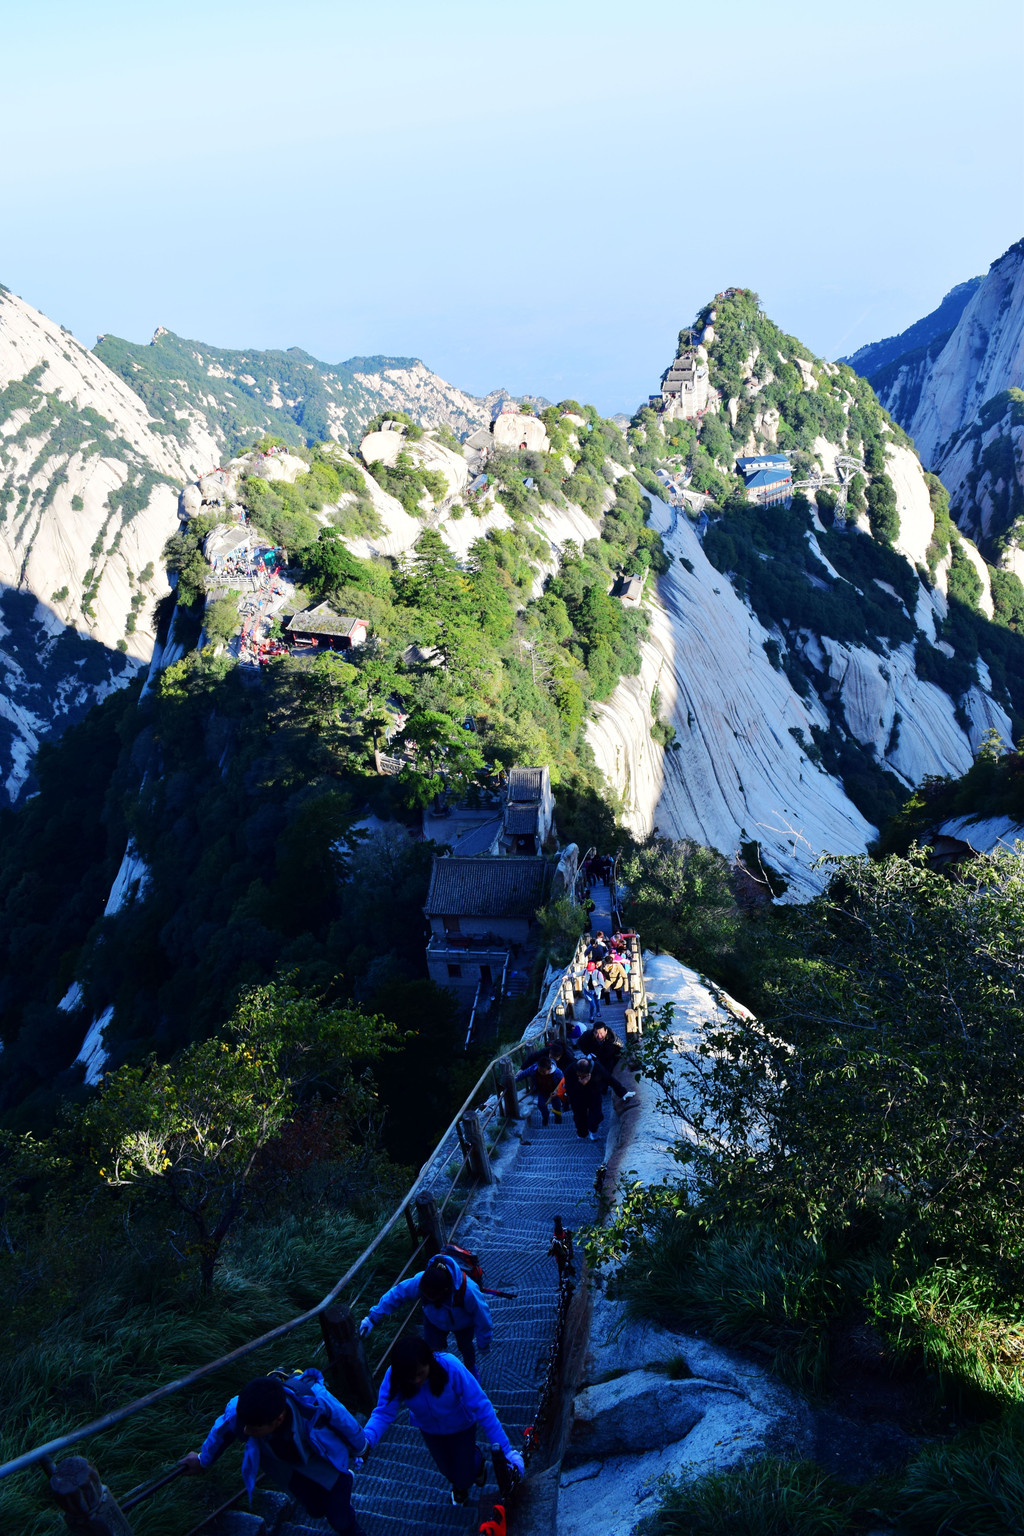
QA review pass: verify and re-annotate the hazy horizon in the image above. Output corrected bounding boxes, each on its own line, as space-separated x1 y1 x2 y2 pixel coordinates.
2 0 1021 416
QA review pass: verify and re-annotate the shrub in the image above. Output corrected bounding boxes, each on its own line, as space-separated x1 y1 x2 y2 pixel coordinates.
948 540 983 610
990 566 1024 630
867 472 899 545
204 593 241 647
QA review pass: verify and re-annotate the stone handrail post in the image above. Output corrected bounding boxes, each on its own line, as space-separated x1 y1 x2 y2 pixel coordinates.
50 1458 134 1535
460 1110 493 1185
497 1058 521 1121
319 1304 375 1415
414 1192 446 1256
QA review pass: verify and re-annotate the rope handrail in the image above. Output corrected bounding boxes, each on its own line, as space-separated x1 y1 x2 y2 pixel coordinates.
0 1030 543 1487
7 872 642 1531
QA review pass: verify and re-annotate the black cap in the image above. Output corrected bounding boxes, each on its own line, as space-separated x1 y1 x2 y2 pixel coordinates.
237 1377 287 1428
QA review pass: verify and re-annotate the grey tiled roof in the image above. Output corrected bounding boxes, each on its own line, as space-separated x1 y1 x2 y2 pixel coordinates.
452 817 502 856
504 804 540 834
507 766 546 802
425 856 547 918
285 602 364 637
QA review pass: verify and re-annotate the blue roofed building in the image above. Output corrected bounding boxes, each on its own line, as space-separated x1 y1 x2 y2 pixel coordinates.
737 453 792 506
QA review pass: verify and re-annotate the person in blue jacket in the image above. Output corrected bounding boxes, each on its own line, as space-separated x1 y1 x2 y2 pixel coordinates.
363 1335 523 1506
181 1371 368 1535
359 1252 492 1375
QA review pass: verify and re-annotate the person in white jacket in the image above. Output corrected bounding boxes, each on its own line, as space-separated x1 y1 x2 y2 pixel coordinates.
363 1336 523 1506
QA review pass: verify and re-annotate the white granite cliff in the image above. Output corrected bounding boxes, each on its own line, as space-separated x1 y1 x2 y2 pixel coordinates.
0 287 219 796
901 239 1024 467
587 492 1010 901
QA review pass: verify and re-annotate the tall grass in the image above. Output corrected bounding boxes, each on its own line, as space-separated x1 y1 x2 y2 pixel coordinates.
617 1210 885 1394
899 1409 1024 1535
615 1199 1024 1415
641 1457 879 1536
0 1207 405 1535
869 1267 1024 1408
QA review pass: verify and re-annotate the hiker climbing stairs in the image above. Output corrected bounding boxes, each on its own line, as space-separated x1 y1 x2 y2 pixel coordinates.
223 870 631 1535
231 1121 608 1536
2 866 642 1536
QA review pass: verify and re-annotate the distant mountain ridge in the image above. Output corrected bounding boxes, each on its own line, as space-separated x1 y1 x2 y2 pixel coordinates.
840 276 983 381
94 329 532 459
845 240 1024 582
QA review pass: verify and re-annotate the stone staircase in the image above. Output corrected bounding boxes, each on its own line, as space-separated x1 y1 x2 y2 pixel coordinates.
206 878 632 1536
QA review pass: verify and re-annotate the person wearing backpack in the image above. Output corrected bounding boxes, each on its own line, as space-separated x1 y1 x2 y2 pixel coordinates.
181 1371 368 1534
359 1252 493 1376
362 1335 523 1507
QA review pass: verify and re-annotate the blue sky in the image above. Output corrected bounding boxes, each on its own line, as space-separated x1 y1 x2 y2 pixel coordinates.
1 0 1021 414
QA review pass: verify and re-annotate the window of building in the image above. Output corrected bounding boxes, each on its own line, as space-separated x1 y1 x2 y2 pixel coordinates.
447 964 462 978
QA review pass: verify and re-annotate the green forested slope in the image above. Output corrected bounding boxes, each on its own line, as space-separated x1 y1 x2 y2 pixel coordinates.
0 403 659 1129
94 330 390 452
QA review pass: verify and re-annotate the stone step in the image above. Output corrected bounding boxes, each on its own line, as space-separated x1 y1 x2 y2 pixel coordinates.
250 1489 295 1532
215 1512 268 1536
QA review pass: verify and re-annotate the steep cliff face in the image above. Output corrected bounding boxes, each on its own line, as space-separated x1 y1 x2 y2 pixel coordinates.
588 493 1009 900
842 277 982 383
937 389 1024 570
855 243 1024 570
898 240 1024 466
597 290 1024 894
0 287 216 797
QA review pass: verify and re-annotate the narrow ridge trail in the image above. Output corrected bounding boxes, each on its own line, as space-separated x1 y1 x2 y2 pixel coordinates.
244 885 630 1536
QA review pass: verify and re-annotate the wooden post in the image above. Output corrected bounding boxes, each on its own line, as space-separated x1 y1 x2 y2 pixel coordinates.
553 1003 566 1038
460 1110 493 1185
497 1058 521 1121
562 982 576 1021
50 1458 134 1535
414 1191 446 1255
319 1303 374 1415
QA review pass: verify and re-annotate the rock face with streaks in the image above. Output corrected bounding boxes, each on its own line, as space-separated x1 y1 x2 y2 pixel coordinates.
849 239 1024 575
898 240 1024 468
588 500 876 900
0 286 218 798
587 484 1013 901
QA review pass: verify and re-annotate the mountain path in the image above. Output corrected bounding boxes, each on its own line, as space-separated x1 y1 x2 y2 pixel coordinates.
224 885 627 1536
